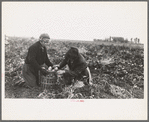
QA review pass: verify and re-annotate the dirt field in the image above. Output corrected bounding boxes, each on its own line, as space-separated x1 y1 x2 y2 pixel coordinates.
5 37 144 99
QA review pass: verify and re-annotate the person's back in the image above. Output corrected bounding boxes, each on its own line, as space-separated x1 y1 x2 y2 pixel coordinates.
57 47 92 85
25 41 48 68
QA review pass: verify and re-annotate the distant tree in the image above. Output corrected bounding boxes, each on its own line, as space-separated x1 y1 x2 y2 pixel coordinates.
131 38 133 43
134 38 137 43
138 38 140 43
93 39 96 41
107 36 112 41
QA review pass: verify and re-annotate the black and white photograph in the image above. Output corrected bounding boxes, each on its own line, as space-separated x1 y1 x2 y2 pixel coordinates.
2 1 148 120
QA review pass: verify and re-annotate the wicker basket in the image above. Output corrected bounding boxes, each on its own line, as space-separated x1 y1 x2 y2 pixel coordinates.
40 71 57 89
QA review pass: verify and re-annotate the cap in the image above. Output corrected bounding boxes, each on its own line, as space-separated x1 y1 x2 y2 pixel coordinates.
65 47 78 59
39 33 50 39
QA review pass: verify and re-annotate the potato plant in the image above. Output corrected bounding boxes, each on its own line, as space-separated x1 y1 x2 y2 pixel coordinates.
5 37 144 99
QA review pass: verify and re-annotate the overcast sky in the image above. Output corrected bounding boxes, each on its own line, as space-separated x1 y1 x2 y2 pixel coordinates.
2 2 147 43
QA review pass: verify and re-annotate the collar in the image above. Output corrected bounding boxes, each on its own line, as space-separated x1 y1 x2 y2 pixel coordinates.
38 41 45 48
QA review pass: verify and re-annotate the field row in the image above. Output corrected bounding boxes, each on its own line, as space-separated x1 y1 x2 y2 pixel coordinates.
5 38 144 99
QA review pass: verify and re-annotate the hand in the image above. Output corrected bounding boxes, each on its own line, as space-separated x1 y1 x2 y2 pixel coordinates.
53 65 60 71
53 64 59 68
41 69 49 76
54 67 58 71
48 66 52 71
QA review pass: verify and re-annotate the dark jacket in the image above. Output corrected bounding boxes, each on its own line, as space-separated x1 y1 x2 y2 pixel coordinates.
59 47 88 79
25 41 53 72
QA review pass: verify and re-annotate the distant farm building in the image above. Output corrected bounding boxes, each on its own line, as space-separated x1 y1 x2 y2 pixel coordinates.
111 37 125 42
93 39 103 42
94 36 128 43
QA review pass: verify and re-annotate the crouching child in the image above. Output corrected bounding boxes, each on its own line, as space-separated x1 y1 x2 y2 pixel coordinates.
55 47 92 86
